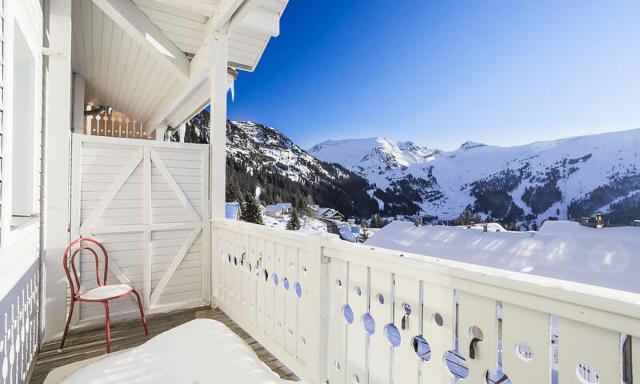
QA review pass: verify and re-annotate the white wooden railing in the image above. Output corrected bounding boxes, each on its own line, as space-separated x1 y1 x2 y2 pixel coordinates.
212 218 640 384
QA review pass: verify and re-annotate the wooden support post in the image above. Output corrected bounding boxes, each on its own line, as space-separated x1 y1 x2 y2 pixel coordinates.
209 33 228 220
43 0 73 342
209 32 229 304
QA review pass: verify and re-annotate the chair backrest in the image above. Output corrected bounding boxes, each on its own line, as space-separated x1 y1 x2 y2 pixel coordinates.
63 238 109 297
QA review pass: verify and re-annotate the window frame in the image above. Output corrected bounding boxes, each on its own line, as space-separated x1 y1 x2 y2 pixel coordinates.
0 1 42 245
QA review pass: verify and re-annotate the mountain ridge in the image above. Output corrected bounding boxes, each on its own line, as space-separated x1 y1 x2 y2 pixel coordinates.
309 128 640 226
175 110 640 227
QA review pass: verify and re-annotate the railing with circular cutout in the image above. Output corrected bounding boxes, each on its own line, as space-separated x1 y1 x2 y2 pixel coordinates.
213 219 639 384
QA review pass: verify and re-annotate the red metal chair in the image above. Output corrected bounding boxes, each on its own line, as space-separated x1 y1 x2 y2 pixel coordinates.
60 237 148 353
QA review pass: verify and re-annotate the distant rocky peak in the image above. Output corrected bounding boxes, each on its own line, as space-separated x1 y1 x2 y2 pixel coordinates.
459 141 487 151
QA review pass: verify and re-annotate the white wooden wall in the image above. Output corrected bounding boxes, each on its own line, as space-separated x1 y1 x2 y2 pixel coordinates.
212 218 640 384
71 134 210 325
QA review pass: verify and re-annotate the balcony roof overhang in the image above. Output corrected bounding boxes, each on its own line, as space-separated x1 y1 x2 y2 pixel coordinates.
71 0 286 133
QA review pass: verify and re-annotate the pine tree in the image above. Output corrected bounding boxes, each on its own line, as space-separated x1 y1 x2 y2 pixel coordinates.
240 194 263 225
370 215 389 229
359 220 371 242
286 211 301 230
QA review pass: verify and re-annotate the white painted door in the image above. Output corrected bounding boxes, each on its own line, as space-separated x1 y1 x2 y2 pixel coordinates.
71 134 210 324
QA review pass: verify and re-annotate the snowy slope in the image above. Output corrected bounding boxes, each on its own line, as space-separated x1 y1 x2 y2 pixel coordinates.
225 121 380 217
229 121 341 183
310 129 640 226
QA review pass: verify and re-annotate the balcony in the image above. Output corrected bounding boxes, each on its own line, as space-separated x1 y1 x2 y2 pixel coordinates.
30 216 640 383
0 0 637 383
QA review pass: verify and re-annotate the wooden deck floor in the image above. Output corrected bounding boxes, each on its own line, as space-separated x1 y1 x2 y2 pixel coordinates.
30 306 298 383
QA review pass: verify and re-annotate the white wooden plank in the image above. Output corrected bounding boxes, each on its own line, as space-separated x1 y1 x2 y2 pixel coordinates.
242 233 252 320
558 318 621 384
263 238 276 341
284 245 299 355
218 229 229 306
150 148 201 222
255 237 266 333
150 225 202 305
458 292 498 383
328 259 348 384
295 240 318 369
80 149 143 234
421 283 454 384
201 220 211 304
369 268 392 384
502 303 550 383
70 136 83 325
274 241 287 346
346 263 368 384
143 230 151 308
393 275 420 384
201 147 209 220
248 235 258 324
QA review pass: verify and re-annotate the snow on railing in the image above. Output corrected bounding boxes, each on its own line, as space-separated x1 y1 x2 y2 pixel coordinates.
212 218 640 384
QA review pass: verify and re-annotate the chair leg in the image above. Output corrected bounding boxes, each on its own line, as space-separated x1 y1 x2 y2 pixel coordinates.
59 298 75 350
131 290 148 335
103 301 111 353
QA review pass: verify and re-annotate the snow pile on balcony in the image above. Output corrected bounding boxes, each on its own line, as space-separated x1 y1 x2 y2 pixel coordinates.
60 319 304 384
365 220 640 293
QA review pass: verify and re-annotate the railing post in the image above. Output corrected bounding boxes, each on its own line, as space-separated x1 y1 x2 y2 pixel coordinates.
308 233 329 383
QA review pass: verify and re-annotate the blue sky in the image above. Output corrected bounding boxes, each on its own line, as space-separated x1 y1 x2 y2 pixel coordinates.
227 0 640 150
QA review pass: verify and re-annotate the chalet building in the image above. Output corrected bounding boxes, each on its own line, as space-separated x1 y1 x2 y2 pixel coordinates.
0 1 637 384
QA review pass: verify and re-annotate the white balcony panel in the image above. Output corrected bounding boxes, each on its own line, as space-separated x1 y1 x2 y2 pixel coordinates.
421 283 455 383
368 269 393 384
327 258 348 384
502 303 551 383
214 221 324 383
273 240 287 344
284 245 299 354
393 275 421 384
458 292 498 383
558 318 621 384
345 263 367 384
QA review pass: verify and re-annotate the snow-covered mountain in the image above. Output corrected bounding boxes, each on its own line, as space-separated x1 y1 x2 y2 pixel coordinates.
225 121 379 217
308 138 438 186
310 129 640 226
228 121 341 183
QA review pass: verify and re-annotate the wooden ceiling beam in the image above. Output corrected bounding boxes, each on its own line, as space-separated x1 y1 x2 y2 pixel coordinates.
93 0 190 80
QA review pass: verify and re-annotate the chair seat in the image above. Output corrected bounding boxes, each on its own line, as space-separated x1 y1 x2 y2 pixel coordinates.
79 284 133 301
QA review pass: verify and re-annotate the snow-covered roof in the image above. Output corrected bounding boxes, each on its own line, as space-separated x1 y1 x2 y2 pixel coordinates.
265 203 292 213
318 207 342 218
365 220 640 293
456 223 508 232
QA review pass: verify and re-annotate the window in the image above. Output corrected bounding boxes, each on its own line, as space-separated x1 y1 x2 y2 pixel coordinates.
11 24 36 219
